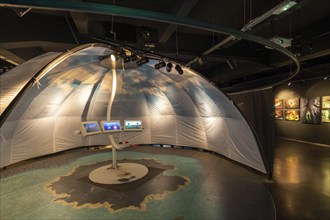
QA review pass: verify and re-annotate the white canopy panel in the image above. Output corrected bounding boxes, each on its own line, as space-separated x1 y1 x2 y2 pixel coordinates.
0 45 266 173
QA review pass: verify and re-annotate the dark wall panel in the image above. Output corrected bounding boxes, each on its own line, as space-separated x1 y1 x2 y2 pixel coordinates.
274 80 330 145
230 88 275 178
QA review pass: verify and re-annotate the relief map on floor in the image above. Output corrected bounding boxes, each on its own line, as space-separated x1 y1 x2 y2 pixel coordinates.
46 158 189 211
0 150 205 220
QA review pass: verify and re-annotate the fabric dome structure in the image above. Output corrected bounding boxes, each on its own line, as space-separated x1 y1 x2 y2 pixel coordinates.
0 44 266 173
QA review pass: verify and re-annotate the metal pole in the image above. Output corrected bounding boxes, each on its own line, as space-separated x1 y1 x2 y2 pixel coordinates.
106 56 118 169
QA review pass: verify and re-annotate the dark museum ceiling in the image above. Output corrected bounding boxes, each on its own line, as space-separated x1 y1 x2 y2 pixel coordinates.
0 0 329 93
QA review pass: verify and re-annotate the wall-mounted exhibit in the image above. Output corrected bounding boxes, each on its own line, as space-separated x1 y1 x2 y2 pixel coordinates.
274 96 328 124
0 44 267 173
274 80 330 145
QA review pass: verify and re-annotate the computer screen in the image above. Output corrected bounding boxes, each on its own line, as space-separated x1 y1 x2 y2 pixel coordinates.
124 120 142 131
80 121 101 137
101 120 121 133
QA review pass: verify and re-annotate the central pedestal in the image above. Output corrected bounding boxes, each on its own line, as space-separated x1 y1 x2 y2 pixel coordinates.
89 163 148 184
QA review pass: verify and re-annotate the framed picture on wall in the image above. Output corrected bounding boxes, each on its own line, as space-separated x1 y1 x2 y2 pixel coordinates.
285 98 300 109
275 110 284 120
322 96 330 109
274 99 283 109
321 109 330 123
300 97 321 124
285 110 300 121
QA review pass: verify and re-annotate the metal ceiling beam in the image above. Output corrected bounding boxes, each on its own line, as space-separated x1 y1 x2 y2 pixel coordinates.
156 51 261 64
70 11 89 34
1 41 75 51
158 0 198 43
0 48 25 65
187 0 298 66
0 0 300 91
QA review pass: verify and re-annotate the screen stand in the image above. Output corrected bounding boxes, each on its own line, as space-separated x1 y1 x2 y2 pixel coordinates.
110 135 117 169
87 58 148 185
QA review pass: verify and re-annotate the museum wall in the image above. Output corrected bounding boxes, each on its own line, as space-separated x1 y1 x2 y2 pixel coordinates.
273 79 330 146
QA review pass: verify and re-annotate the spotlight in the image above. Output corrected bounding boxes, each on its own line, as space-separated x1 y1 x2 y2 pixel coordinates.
197 57 206 65
154 61 166 69
119 48 126 58
136 57 149 66
288 82 291 86
166 62 173 72
130 52 138 61
175 64 184 75
226 58 237 70
119 49 131 63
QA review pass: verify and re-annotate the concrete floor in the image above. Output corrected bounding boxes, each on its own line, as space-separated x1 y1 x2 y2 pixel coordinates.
265 138 330 220
0 139 329 219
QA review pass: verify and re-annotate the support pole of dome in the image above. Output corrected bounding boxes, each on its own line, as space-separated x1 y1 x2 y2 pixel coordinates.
107 55 118 169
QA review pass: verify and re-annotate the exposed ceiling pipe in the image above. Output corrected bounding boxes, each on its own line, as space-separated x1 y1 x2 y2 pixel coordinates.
0 55 20 66
0 0 300 93
187 0 297 66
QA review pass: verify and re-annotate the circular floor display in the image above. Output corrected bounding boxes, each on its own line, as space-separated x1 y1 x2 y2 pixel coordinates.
89 163 149 184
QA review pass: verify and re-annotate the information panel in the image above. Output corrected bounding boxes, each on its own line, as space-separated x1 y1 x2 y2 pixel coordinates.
80 121 101 137
124 120 142 131
101 120 122 133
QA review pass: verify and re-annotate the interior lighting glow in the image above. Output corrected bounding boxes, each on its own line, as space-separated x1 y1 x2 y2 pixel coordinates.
110 54 116 62
272 1 297 15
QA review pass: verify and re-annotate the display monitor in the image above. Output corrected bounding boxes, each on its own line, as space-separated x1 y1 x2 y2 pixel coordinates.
101 120 122 133
124 120 142 131
80 121 101 137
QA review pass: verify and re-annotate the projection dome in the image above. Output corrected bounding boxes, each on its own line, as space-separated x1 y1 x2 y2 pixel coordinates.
0 44 266 173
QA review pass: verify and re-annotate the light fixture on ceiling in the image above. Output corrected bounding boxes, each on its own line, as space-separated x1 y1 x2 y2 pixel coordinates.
136 56 149 66
197 57 206 65
166 62 173 72
119 48 130 63
175 64 184 75
288 82 291 86
226 58 237 70
272 0 297 15
155 60 166 69
130 52 138 61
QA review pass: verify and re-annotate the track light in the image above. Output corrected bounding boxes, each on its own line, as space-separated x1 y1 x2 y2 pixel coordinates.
136 57 149 66
119 48 126 58
130 52 138 61
272 0 297 15
118 48 131 63
166 62 173 72
226 58 237 70
155 61 166 69
175 64 184 75
197 57 206 65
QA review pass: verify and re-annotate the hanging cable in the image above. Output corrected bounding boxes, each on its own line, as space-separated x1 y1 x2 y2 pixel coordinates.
175 27 179 58
110 0 116 41
250 0 252 21
244 0 246 25
64 12 79 45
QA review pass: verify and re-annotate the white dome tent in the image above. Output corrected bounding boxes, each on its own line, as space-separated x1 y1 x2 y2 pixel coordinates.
0 44 266 173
